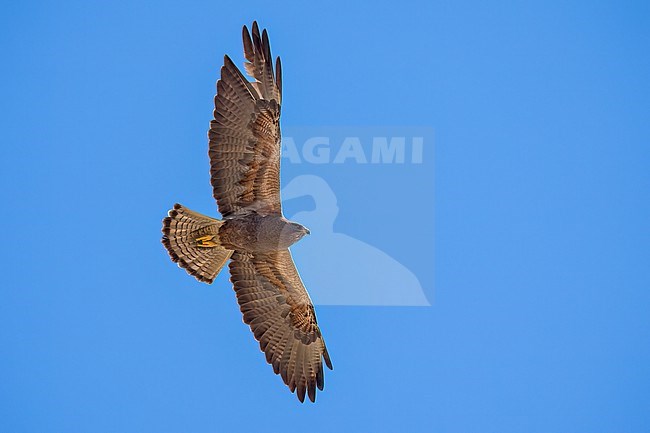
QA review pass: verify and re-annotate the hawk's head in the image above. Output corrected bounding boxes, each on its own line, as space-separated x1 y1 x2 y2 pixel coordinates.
279 221 310 247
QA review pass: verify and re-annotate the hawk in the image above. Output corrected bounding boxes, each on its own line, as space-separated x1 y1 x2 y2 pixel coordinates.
161 22 332 403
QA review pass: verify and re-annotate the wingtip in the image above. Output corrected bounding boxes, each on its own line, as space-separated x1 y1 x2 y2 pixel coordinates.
242 25 253 60
323 346 333 370
296 383 307 403
275 56 282 96
307 384 316 403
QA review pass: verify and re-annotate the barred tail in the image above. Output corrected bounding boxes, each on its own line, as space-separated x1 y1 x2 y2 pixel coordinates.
162 203 233 284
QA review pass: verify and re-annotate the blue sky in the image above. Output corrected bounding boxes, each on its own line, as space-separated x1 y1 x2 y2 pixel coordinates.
1 1 649 432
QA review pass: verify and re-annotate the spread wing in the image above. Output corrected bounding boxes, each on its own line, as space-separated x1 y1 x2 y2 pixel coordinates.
229 249 333 402
208 21 283 217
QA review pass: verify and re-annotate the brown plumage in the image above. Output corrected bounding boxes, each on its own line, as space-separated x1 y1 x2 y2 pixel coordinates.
161 21 332 403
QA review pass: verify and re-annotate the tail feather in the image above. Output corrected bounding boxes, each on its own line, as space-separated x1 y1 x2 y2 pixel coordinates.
162 203 233 283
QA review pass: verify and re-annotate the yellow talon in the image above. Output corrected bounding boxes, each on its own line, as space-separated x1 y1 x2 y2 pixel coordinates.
196 235 217 248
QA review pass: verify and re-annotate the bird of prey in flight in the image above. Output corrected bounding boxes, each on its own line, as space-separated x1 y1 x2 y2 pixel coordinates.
161 21 332 403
